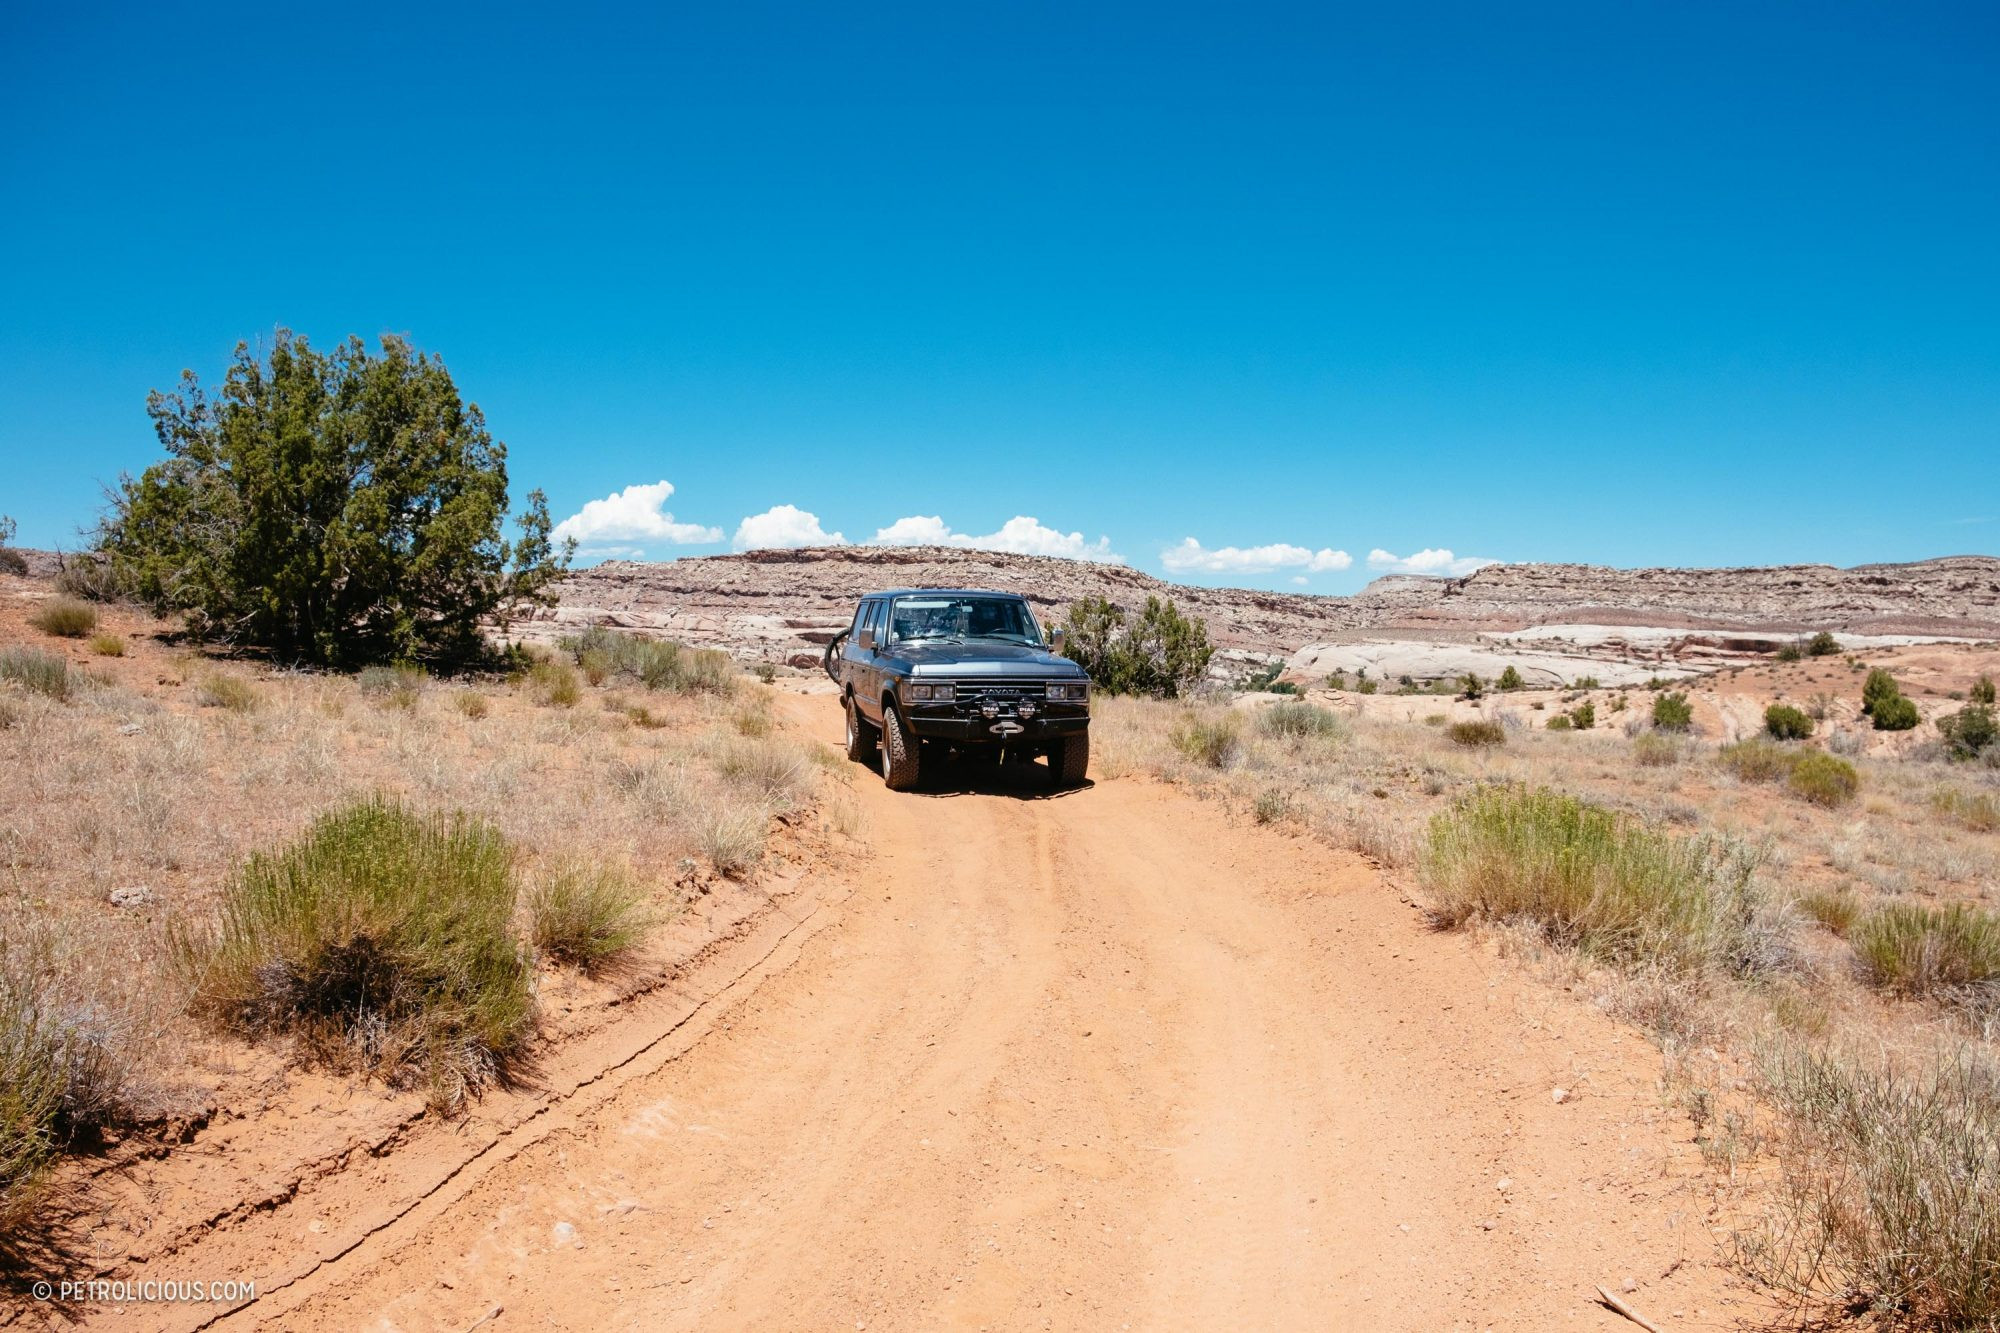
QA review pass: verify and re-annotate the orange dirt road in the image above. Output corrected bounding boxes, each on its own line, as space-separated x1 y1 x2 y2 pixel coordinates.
198 695 1749 1331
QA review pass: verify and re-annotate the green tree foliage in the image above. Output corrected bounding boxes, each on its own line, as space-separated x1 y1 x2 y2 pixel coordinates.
0 515 24 575
1496 665 1524 691
1871 694 1920 732
1861 668 1901 719
1764 703 1815 740
1652 691 1694 732
1805 630 1840 657
1938 702 1997 760
101 333 571 667
1062 595 1213 699
1971 675 1997 707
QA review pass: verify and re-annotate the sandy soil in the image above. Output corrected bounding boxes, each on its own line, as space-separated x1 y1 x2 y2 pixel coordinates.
38 690 1769 1333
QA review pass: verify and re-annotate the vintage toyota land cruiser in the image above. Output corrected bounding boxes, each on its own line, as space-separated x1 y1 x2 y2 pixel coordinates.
823 589 1091 791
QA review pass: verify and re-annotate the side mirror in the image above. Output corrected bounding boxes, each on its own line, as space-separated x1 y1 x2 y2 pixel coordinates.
1049 627 1067 654
856 628 877 651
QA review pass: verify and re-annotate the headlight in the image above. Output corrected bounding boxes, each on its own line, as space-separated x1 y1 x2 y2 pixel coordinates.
1047 681 1090 702
906 683 955 703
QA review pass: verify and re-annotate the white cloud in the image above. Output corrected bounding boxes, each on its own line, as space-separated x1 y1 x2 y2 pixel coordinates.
1160 537 1352 575
1365 547 1498 577
552 481 722 549
869 514 1122 563
1290 575 1309 586
733 504 847 551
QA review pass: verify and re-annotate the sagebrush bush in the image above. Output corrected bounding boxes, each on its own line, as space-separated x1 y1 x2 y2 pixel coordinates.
1257 700 1343 741
1652 691 1694 732
528 865 651 973
52 555 123 602
1852 902 2000 1000
30 598 97 638
1719 737 1801 784
0 647 73 701
1422 785 1772 975
563 627 735 696
1444 719 1505 748
1751 1042 2000 1330
88 634 126 657
1170 711 1241 768
176 798 533 1109
359 663 426 709
1764 703 1815 740
1788 752 1859 808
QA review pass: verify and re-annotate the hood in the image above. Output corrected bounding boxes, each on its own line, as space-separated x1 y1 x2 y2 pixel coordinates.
899 642 1087 677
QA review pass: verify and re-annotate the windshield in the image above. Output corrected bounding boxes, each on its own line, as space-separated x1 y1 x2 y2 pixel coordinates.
888 596 1043 646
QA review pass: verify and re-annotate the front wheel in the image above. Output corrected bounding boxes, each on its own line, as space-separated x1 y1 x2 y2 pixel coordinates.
845 694 878 764
880 704 922 791
1048 732 1090 787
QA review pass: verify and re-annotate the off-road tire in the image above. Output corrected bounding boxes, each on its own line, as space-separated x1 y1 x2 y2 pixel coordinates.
845 694 879 765
1048 732 1090 787
880 703 922 791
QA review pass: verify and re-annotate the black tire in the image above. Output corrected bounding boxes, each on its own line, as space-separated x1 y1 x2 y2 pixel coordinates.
880 703 922 791
1049 732 1090 787
844 693 878 764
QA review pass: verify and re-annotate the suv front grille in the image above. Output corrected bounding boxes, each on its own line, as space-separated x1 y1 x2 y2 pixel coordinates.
951 680 1048 709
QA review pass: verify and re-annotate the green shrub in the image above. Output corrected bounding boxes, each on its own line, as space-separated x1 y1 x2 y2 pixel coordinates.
0 646 72 700
1169 711 1241 768
1764 703 1815 740
1930 786 1999 833
754 662 778 684
1459 672 1484 700
1720 738 1801 784
1444 719 1505 748
196 670 262 713
1568 701 1595 730
1496 665 1523 691
1652 691 1694 731
1852 902 2000 999
358 662 426 709
1972 674 1997 707
177 798 533 1109
565 627 733 696
1632 733 1683 767
1871 694 1920 732
1421 785 1769 974
1775 643 1803 663
1796 888 1861 937
1064 595 1214 699
527 865 652 973
1257 701 1343 741
1572 675 1601 690
1545 713 1573 731
88 634 125 657
1938 702 1997 761
1252 788 1291 825
1861 668 1901 718
0 973 65 1236
1752 1043 2000 1329
528 657 580 708
1805 631 1840 657
1354 676 1378 695
1788 752 1860 808
30 598 96 638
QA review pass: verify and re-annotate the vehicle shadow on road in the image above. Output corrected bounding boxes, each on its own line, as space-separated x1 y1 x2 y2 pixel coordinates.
899 755 1095 801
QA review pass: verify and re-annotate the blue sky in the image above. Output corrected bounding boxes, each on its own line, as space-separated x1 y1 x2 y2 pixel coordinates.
2 2 1994 593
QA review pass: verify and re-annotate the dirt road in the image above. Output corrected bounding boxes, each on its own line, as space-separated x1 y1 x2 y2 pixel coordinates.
171 693 1747 1331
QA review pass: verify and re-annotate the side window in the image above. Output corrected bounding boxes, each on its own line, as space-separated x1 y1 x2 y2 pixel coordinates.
862 601 883 643
850 602 870 635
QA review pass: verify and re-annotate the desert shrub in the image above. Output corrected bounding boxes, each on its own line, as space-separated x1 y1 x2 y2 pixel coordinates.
1861 667 1902 718
674 648 736 695
1775 643 1803 663
1797 888 1861 937
1252 788 1292 824
577 647 613 686
1871 694 1920 732
30 598 97 638
754 662 777 684
1545 714 1573 731
0 973 64 1235
1632 733 1683 767
358 662 426 709
527 865 651 973
1572 675 1601 690
1422 785 1770 975
100 332 568 667
195 670 261 713
1497 665 1523 691
1459 672 1484 700
1422 712 1448 726
1652 691 1694 732
0 515 24 577
527 657 580 708
1751 1042 2000 1329
1444 719 1505 748
1569 701 1595 730
1806 631 1840 657
711 734 815 808
1238 660 1285 693
0 646 72 700
1807 691 1836 720
1719 738 1801 784
1257 701 1343 741
1852 902 2000 1000
566 627 734 696
1972 674 1997 706
1937 702 1997 761
1063 595 1213 700
697 805 768 876
1788 752 1860 808
453 690 490 720
1354 676 1378 695
88 634 125 657
177 798 532 1109
1170 711 1241 768
50 554 122 602
1930 786 1999 833
1764 703 1815 740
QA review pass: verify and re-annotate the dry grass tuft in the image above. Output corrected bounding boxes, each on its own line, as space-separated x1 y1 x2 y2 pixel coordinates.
1169 710 1242 768
1852 902 2000 1002
30 598 97 638
88 634 126 657
1797 887 1862 937
526 656 580 708
1444 719 1506 748
1930 785 1999 833
195 670 262 713
527 864 653 974
359 663 426 709
0 646 74 701
1788 752 1861 809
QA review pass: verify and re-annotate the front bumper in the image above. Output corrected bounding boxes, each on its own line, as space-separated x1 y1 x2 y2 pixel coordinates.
903 704 1089 744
